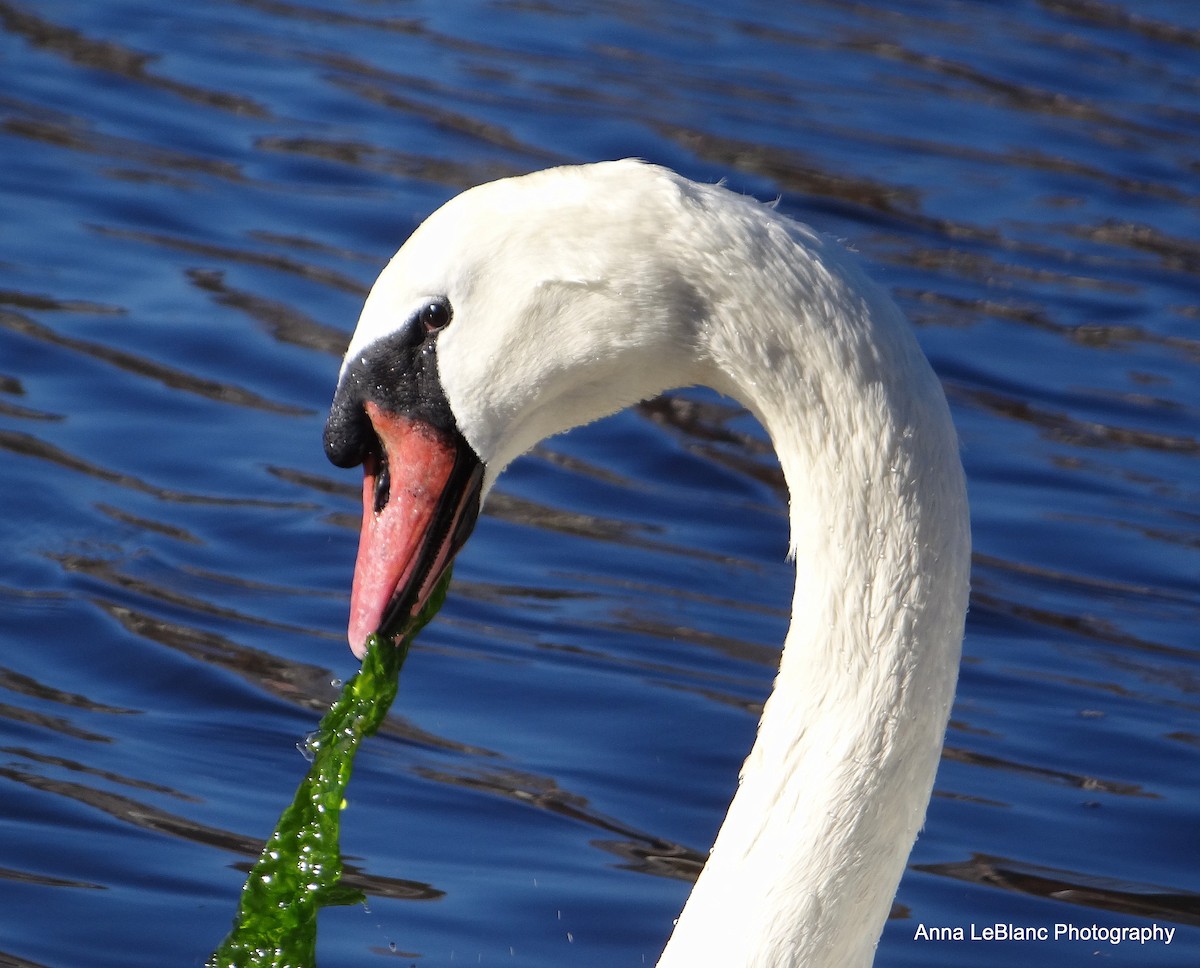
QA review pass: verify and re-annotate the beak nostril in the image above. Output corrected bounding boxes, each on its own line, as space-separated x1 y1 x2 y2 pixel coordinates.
372 451 391 515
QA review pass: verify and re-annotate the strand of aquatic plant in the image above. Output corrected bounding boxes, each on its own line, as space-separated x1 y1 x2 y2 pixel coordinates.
207 572 451 968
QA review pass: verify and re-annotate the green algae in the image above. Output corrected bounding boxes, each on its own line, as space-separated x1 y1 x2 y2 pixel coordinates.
207 573 450 968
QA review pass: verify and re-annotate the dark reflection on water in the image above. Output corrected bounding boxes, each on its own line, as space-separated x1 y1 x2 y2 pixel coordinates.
0 2 270 116
1 0 1198 966
0 309 306 415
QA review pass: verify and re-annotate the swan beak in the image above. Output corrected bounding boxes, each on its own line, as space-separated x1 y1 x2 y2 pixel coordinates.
348 401 483 658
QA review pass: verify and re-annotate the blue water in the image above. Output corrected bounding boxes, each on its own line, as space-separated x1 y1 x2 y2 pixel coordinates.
2 1 1199 965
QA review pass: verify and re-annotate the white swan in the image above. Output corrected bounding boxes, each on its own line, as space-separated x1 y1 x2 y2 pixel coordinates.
324 160 971 967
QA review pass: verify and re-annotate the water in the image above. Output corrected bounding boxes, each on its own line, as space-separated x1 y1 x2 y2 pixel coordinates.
2 1 1198 965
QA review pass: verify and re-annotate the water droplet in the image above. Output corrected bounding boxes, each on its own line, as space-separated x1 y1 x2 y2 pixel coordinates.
297 733 318 762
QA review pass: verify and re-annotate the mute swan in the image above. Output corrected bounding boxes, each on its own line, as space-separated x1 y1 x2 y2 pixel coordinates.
324 160 970 968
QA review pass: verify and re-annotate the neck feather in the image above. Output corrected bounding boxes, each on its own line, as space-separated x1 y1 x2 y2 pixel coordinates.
657 219 970 968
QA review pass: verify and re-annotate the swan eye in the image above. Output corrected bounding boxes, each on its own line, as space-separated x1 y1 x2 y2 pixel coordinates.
418 299 452 333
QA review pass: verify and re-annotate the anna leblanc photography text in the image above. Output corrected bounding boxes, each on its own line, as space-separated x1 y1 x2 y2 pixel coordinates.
913 922 1177 946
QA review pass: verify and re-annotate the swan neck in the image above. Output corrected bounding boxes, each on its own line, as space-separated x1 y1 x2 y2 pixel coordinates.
658 230 970 968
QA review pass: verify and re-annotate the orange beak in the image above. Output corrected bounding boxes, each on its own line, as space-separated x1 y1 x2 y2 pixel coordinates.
347 401 482 658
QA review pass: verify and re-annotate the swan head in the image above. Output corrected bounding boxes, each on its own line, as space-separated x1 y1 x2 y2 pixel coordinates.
325 161 713 655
